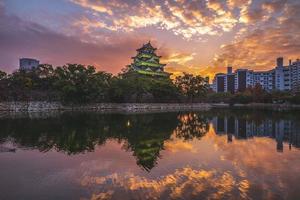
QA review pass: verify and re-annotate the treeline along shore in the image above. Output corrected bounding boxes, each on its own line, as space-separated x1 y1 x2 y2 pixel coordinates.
1 102 300 113
0 64 300 111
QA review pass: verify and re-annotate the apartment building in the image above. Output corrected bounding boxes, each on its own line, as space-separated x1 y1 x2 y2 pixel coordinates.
212 57 300 93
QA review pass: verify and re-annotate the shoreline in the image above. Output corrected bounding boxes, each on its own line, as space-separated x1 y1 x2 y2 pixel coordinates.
0 102 300 113
0 102 211 113
211 103 300 111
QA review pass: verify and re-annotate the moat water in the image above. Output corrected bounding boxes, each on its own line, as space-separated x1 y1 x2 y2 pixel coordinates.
0 109 300 200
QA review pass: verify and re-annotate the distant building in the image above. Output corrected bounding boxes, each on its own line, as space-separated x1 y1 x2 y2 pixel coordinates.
19 58 40 71
288 59 300 91
212 57 300 92
212 73 226 92
211 67 235 93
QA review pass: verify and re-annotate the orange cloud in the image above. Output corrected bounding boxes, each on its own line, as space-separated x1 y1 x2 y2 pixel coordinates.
262 0 287 13
70 0 239 40
70 0 113 15
1 0 299 79
81 167 250 200
227 0 252 9
202 2 300 78
164 140 197 153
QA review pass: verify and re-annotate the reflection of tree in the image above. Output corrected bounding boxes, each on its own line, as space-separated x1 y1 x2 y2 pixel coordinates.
0 113 111 154
120 114 178 171
0 112 211 171
0 113 177 171
173 113 209 141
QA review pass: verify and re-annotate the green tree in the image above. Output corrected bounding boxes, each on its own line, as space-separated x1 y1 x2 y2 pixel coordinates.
0 70 6 80
270 90 290 103
149 78 180 102
109 72 150 103
206 92 233 103
7 70 34 101
110 71 179 103
230 92 252 104
0 70 8 101
54 64 112 104
289 92 300 104
174 73 209 102
250 84 269 103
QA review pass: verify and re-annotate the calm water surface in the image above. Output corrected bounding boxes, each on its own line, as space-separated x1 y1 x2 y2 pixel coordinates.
0 109 300 200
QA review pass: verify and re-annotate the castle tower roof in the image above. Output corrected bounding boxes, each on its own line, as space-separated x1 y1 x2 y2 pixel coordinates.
130 42 170 77
137 41 157 51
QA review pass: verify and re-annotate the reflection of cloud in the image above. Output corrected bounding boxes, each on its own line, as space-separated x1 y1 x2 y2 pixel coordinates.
81 167 250 200
164 140 197 153
209 128 300 199
80 160 113 173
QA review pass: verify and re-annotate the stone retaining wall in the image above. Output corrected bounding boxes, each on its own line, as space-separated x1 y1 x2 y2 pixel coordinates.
1 102 299 113
0 102 211 112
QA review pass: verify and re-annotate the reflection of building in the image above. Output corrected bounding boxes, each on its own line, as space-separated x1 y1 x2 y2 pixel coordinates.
212 57 300 92
19 58 40 71
212 116 300 152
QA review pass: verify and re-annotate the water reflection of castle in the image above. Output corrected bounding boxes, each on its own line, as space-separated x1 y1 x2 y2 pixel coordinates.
212 116 300 152
1 112 300 171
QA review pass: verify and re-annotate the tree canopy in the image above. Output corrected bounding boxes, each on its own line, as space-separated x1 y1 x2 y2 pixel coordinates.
0 65 299 104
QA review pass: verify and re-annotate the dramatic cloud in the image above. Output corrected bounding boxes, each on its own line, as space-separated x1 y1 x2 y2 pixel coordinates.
0 0 299 78
70 0 239 40
0 7 149 73
208 0 300 76
70 0 114 15
227 0 252 9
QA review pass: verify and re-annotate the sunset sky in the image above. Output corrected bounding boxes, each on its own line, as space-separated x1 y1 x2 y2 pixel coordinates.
0 0 299 79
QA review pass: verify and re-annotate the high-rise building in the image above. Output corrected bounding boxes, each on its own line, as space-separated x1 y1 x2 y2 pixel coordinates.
213 73 226 92
212 57 300 93
19 58 40 71
212 67 235 93
235 69 248 92
226 67 235 94
277 57 284 67
290 59 300 91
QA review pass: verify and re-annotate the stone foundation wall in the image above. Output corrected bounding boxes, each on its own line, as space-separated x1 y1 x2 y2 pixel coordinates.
0 102 63 112
0 102 211 112
1 102 299 113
